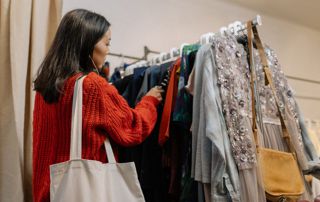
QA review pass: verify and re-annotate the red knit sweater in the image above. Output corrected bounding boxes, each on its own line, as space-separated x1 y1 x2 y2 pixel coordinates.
32 72 159 202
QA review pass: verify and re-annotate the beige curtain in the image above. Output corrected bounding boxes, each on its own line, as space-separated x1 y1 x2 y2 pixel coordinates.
0 0 62 201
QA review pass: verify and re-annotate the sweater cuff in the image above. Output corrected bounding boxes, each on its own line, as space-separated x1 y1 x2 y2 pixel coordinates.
141 96 161 106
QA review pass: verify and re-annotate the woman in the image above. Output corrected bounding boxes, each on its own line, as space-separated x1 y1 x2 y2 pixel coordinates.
33 9 163 202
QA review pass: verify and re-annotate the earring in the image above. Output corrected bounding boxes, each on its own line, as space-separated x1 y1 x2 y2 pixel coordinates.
89 55 100 75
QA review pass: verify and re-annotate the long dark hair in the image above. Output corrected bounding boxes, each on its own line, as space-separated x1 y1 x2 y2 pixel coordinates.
33 9 110 103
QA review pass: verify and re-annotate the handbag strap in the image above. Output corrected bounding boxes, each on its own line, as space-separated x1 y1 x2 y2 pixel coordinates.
70 75 116 163
247 21 296 154
247 21 259 147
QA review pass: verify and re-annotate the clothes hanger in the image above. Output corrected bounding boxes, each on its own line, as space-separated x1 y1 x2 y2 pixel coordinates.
200 32 214 45
200 33 207 45
233 21 242 37
205 32 215 44
124 60 146 76
166 52 173 63
161 48 179 64
160 52 169 64
145 60 151 67
138 60 147 67
149 56 155 66
207 32 215 44
228 22 236 35
170 47 179 58
180 43 189 57
219 26 228 36
157 52 165 65
163 52 173 64
210 33 216 43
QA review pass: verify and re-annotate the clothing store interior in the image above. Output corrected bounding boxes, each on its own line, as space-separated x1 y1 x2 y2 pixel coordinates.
1 0 320 202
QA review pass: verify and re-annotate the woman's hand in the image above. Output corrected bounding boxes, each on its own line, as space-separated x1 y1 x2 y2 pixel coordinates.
145 86 164 102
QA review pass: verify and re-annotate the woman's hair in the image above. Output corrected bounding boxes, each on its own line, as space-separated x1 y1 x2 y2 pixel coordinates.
33 9 110 103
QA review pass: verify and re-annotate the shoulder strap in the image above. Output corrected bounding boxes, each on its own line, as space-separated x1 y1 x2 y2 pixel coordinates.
247 21 259 149
70 75 116 163
247 21 296 155
70 76 86 160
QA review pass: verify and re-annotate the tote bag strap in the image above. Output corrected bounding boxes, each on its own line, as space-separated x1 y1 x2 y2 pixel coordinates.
70 75 116 163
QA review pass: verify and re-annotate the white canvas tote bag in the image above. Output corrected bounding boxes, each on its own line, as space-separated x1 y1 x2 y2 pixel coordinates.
50 76 145 202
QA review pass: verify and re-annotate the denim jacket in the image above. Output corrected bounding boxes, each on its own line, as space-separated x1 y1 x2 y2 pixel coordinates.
192 44 241 202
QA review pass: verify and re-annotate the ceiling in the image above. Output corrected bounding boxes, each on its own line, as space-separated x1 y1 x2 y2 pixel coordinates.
223 0 320 31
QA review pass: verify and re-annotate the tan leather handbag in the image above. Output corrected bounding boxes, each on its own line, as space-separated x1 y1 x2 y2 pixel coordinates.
247 21 305 202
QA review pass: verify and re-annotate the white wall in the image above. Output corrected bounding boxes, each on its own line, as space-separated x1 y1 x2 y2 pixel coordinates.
62 0 320 119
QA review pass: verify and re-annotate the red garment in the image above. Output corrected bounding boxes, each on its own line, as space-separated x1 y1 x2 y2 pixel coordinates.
33 72 159 202
102 65 110 79
158 58 181 145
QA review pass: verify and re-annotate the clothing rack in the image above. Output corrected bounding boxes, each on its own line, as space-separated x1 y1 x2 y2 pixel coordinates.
295 95 320 101
108 53 141 61
287 75 320 85
113 15 320 102
305 119 320 126
108 46 160 63
286 76 320 101
129 15 262 69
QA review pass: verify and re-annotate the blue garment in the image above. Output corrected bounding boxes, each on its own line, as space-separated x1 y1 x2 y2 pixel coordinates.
135 65 160 104
110 63 130 83
110 69 121 83
112 74 133 95
122 67 147 107
120 64 173 202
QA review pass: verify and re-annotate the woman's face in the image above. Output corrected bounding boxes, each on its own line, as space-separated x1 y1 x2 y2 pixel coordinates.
92 29 111 69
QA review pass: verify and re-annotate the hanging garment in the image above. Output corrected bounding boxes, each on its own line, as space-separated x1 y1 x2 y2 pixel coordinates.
212 32 267 202
312 178 320 200
158 58 181 145
123 67 148 107
296 106 319 161
100 61 110 81
306 128 320 157
185 67 195 96
252 43 313 201
192 44 241 202
172 44 200 128
168 47 203 201
135 65 161 104
112 74 133 95
110 69 122 83
248 23 305 201
50 76 145 202
150 47 203 201
119 62 174 202
252 44 308 170
179 125 198 202
215 29 312 200
159 58 198 200
299 114 320 181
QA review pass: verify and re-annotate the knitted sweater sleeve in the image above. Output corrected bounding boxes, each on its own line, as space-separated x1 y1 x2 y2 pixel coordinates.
83 74 160 146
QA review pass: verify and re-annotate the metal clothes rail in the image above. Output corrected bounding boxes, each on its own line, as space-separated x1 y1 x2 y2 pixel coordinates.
108 46 160 62
107 15 320 101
